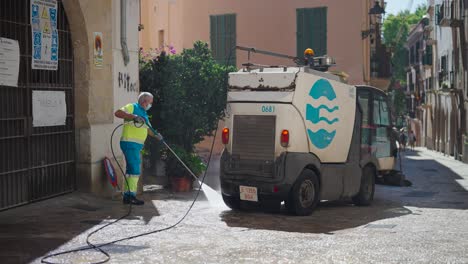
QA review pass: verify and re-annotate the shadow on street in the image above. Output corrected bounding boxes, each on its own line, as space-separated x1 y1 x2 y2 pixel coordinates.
220 199 412 234
395 149 468 210
220 148 468 233
0 192 161 264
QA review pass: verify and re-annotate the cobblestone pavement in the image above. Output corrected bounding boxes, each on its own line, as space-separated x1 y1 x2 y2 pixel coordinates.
1 148 467 263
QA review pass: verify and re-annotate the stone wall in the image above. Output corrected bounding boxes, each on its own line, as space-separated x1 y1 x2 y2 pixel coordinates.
62 0 141 196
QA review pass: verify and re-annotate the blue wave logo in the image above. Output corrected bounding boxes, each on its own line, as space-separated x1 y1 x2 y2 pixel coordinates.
306 105 339 125
309 79 337 100
306 79 339 149
307 129 337 149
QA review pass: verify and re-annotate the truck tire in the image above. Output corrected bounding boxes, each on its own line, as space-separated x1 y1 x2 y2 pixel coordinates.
222 194 241 210
287 169 320 216
352 165 375 206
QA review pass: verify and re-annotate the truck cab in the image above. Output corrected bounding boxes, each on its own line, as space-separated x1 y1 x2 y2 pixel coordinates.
220 56 396 215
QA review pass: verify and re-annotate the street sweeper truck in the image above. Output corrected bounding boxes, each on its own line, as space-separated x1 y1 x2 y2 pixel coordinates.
220 47 398 215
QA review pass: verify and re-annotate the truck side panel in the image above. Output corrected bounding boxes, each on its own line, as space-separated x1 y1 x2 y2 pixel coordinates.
292 72 356 163
341 102 363 197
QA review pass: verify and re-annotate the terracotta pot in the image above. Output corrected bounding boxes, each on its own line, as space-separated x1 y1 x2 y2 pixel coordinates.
171 177 192 192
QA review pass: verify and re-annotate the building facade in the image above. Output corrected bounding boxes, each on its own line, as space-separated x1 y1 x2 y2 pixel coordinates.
139 0 391 88
406 17 433 147
413 0 468 162
0 0 141 210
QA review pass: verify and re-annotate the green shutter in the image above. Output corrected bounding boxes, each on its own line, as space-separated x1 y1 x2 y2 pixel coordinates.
296 7 327 58
210 16 217 60
425 45 433 65
210 14 236 66
219 15 226 64
435 5 442 25
296 9 305 59
227 14 236 66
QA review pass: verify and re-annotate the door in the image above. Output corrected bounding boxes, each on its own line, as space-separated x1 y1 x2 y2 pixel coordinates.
357 87 395 170
372 92 395 170
358 89 372 161
0 0 75 210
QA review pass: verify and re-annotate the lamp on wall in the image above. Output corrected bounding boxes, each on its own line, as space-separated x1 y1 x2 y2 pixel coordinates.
362 1 386 39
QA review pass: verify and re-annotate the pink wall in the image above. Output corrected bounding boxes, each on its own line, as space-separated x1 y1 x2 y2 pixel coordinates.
140 0 371 85
180 0 368 84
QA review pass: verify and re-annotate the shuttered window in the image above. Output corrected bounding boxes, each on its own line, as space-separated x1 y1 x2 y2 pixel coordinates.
210 14 236 66
296 7 327 58
424 45 433 66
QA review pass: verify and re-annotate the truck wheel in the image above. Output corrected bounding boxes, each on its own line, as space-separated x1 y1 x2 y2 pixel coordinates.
222 194 241 210
288 169 320 216
352 166 375 206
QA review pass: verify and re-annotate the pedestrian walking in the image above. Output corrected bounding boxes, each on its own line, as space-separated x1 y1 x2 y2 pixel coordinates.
399 130 407 152
409 130 417 151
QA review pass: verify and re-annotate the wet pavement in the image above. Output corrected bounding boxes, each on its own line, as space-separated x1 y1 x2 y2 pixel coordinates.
1 148 468 263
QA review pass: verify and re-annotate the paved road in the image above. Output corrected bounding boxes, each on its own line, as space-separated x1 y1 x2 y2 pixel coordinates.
1 148 467 263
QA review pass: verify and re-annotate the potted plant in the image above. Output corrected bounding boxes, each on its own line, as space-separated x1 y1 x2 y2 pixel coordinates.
163 145 206 192
139 41 235 192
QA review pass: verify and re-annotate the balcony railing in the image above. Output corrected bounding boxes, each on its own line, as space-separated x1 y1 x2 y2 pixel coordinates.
370 44 391 79
437 0 462 27
423 45 433 66
423 54 433 66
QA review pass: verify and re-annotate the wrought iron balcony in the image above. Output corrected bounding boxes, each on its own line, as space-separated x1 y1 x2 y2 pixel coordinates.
423 45 433 66
437 0 463 27
370 44 392 79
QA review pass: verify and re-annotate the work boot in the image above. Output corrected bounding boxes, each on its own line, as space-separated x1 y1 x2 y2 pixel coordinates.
123 194 145 205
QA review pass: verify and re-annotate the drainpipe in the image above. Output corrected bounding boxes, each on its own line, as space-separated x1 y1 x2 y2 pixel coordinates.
121 0 130 66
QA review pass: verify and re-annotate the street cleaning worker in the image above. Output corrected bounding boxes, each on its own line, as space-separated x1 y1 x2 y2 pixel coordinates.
114 92 163 205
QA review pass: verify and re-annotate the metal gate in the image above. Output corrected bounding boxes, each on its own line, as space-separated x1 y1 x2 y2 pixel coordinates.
0 0 75 210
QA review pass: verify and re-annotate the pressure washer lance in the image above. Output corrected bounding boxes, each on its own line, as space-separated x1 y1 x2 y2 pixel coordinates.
43 47 234 264
41 117 217 264
132 118 201 182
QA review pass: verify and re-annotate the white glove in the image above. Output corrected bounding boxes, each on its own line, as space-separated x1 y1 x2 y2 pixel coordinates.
155 133 163 141
133 116 145 127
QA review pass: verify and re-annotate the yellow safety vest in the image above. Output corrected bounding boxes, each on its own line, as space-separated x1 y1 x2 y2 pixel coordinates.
120 103 149 145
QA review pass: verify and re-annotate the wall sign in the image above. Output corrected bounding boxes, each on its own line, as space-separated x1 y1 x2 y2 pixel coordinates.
118 72 137 92
32 90 67 127
0 37 20 87
30 0 59 70
94 32 103 68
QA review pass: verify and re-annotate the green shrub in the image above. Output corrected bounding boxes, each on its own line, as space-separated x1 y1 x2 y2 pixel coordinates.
162 145 206 178
139 41 236 178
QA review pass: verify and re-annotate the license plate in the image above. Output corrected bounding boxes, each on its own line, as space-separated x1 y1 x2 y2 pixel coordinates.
239 185 258 202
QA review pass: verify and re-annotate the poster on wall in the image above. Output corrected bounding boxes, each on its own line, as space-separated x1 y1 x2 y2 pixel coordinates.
32 90 67 127
0 37 20 87
30 0 59 70
94 32 103 68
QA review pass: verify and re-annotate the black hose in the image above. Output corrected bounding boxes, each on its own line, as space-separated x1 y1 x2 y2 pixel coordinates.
41 124 131 263
42 47 234 264
41 120 219 263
